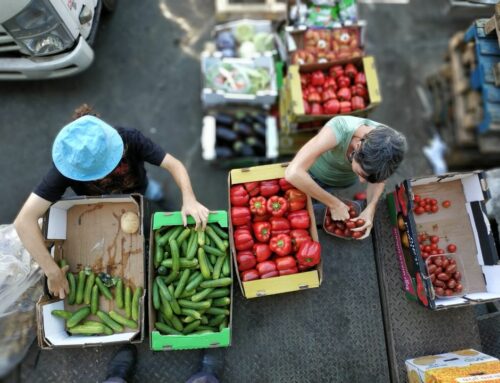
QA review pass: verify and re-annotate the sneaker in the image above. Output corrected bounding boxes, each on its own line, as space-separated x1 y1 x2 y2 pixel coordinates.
105 344 137 382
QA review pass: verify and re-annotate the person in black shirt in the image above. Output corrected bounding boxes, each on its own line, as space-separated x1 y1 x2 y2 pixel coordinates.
14 105 209 299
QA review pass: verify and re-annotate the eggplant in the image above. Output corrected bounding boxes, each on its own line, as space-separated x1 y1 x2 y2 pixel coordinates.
216 127 239 142
214 113 235 127
252 123 267 139
233 122 253 137
215 146 234 159
245 137 266 156
233 141 255 157
252 112 268 126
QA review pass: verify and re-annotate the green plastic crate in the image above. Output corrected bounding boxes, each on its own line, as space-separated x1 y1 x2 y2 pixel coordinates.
149 210 232 351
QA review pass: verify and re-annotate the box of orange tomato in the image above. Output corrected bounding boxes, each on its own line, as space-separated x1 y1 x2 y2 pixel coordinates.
387 171 500 310
228 163 323 298
406 349 500 383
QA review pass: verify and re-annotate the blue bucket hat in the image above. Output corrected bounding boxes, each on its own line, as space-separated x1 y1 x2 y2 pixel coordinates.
52 115 124 181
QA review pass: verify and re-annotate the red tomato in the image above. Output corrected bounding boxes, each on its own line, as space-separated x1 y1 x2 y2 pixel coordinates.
454 271 461 281
447 244 457 253
445 289 454 296
352 231 363 239
425 205 432 212
434 256 443 267
430 274 436 283
434 279 446 288
442 258 449 269
414 194 421 203
344 228 352 237
430 198 438 205
356 219 365 227
447 279 457 289
422 252 430 259
430 236 439 244
435 287 445 296
442 200 451 208
334 228 344 236
431 205 439 213
354 192 367 200
415 207 425 215
423 245 431 253
427 264 437 274
430 243 438 250
419 200 427 208
430 250 438 255
349 210 357 218
346 221 356 229
455 284 463 293
437 273 450 281
437 249 445 255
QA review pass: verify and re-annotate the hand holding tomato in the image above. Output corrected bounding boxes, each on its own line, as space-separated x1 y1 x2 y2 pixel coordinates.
329 199 350 221
350 207 375 240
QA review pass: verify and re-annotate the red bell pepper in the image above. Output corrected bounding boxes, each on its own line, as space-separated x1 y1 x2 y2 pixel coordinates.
231 206 251 226
269 234 292 256
290 229 312 252
230 185 249 207
275 256 296 271
253 221 271 243
344 63 358 78
323 99 340 115
234 227 254 251
236 251 256 271
279 267 298 276
249 196 267 216
253 243 272 262
288 210 310 229
270 217 291 235
296 240 321 267
266 196 288 217
244 181 260 197
260 180 280 197
298 264 312 272
241 269 259 281
310 70 325 86
256 260 277 276
261 270 279 279
279 178 293 191
253 213 271 222
285 188 307 211
355 72 366 86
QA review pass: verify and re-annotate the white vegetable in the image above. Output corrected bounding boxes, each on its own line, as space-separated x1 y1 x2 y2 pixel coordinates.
120 212 140 234
238 41 256 58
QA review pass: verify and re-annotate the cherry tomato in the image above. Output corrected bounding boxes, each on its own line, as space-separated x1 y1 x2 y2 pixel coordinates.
430 274 436 283
422 252 430 259
442 258 449 269
423 245 431 253
356 219 365 227
437 249 445 255
447 279 457 289
435 287 445 296
442 200 451 208
425 205 432 212
434 256 444 267
415 207 425 215
424 198 432 204
430 250 438 255
446 264 457 274
427 264 437 274
431 205 439 213
430 243 438 250
445 289 454 296
447 244 457 253
449 258 456 265
419 200 427 208
344 228 352 237
434 279 446 288
346 221 356 229
430 198 438 205
414 194 421 203
455 284 463 293
352 231 363 239
437 273 450 281
454 271 461 281
430 235 439 244
334 228 344 237
337 221 346 230
419 244 425 251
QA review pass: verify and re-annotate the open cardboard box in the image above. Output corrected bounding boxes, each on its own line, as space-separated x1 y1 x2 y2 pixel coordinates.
228 163 323 298
287 56 381 123
148 211 232 350
36 195 146 348
406 349 500 383
387 172 500 310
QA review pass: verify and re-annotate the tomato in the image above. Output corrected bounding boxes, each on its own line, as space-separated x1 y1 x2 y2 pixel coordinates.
354 192 367 200
430 250 438 255
325 224 335 233
437 273 450 281
344 228 352 237
449 258 456 265
435 287 445 296
437 249 445 255
352 231 363 239
430 243 438 250
447 279 457 289
423 245 431 253
434 257 443 267
442 258 449 269
419 244 424 251
455 283 463 293
427 264 437 274
430 235 439 244
430 274 436 283
336 221 346 230
446 264 457 274
356 219 365 227
414 194 421 203
447 244 457 253
431 205 439 213
422 252 430 259
346 221 356 229
424 198 432 204
419 200 426 208
430 198 438 205
425 205 432 212
434 279 446 288
415 206 425 215
334 228 344 236
349 210 357 218
442 200 451 208
445 289 454 296
453 271 461 281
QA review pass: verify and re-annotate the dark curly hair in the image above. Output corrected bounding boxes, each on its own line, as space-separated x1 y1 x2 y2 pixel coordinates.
72 103 100 120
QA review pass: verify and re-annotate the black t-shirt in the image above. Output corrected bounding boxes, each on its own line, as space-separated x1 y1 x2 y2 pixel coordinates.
34 127 167 202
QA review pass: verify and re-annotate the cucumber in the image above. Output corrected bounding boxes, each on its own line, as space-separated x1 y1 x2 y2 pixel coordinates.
186 232 198 260
179 289 196 299
197 325 217 332
95 276 113 300
197 230 205 247
203 245 226 258
198 248 211 279
220 318 229 331
83 272 95 305
153 279 161 310
96 311 124 333
125 286 132 319
161 271 179 285
51 309 72 320
182 320 201 334
176 228 191 247
155 322 182 335
222 256 230 277
174 269 191 298
212 297 231 307
191 288 214 303
187 271 201 283
212 255 226 280
186 274 204 292
206 307 229 316
182 315 196 323
178 299 212 310
68 323 107 335
208 223 229 240
115 278 124 309
205 226 226 252
208 314 226 327
91 285 99 315
161 258 199 269
168 284 181 315
200 278 232 289
200 315 209 325
206 288 230 299
161 300 173 320
170 315 184 332
67 306 91 328
67 272 77 305
158 226 182 246
169 238 180 274
109 310 138 329
180 308 202 320
132 286 143 321
209 254 217 266
154 232 164 268
59 259 68 268
157 265 169 275
75 270 86 305
157 277 173 302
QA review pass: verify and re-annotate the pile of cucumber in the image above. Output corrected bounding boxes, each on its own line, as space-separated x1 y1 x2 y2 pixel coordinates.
52 261 142 336
153 223 231 336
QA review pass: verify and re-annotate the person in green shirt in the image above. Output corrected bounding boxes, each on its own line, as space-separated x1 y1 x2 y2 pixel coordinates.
285 116 407 239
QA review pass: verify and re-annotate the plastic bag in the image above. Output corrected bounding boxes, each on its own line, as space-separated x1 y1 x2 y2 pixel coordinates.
0 224 43 378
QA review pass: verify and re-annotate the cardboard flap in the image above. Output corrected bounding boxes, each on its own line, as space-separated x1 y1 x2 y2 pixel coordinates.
483 265 500 293
465 292 500 302
47 207 68 240
435 297 469 307
230 163 288 184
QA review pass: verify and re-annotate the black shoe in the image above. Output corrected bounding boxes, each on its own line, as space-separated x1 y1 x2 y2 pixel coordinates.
105 344 137 382
200 349 225 378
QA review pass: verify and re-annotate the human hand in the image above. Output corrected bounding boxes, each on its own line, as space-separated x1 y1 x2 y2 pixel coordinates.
47 265 69 299
329 200 350 221
350 207 375 240
181 198 209 230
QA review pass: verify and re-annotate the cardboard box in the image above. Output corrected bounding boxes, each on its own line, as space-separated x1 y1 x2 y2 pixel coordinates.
37 195 146 349
387 172 500 310
228 163 323 298
149 211 232 350
287 56 381 123
406 349 500 383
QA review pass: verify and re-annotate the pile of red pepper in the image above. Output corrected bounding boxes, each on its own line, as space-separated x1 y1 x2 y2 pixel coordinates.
230 178 322 282
301 62 369 116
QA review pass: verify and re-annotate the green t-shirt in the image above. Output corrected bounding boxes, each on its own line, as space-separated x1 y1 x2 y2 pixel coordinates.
309 116 379 187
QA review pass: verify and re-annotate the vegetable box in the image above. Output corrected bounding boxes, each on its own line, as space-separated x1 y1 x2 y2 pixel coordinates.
406 349 500 383
287 0 359 27
201 53 278 107
36 195 146 349
387 172 500 310
287 56 381 123
201 107 278 168
148 211 233 350
228 163 323 298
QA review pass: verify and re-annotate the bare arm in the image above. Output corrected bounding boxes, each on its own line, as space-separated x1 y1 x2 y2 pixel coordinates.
160 154 209 229
14 193 69 297
285 126 350 220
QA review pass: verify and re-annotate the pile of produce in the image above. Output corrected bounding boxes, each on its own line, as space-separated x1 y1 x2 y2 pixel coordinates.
205 61 272 95
52 261 141 336
302 0 358 27
417 232 462 297
291 27 362 66
324 201 365 239
216 23 274 58
152 224 231 336
230 178 321 281
213 111 267 159
413 194 451 215
300 62 369 115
